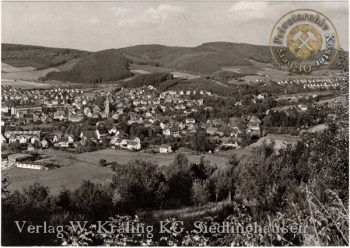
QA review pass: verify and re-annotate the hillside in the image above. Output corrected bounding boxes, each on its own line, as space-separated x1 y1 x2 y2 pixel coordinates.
3 42 346 84
120 42 271 74
124 73 237 97
43 49 133 84
119 44 186 65
1 43 89 69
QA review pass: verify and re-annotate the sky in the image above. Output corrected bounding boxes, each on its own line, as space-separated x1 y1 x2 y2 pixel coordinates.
1 0 349 51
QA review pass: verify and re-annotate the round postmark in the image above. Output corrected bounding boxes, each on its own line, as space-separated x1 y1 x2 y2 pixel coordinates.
269 9 339 74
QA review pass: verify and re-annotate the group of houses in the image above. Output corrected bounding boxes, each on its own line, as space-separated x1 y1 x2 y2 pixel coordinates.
1 85 265 157
277 77 346 89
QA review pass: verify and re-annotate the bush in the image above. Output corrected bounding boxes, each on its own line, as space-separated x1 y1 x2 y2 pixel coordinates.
99 159 107 167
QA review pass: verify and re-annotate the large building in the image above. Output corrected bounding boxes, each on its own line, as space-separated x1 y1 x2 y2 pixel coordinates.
11 105 42 118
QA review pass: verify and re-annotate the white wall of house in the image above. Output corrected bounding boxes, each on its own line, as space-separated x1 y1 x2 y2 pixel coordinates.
16 163 45 170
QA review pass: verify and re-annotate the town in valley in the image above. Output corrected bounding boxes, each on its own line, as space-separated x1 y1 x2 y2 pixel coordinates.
1 44 348 193
1 2 349 244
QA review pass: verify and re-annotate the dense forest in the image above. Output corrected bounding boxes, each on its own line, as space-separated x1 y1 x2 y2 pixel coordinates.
122 73 173 88
43 49 133 84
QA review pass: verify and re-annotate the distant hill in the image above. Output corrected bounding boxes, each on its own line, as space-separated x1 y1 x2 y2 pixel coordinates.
3 42 347 84
43 49 133 84
1 43 89 69
120 42 271 74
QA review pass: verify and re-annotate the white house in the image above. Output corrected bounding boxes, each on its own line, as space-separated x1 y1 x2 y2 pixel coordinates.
221 139 240 149
120 137 141 151
298 104 308 111
54 141 69 148
159 144 172 153
186 118 196 124
41 139 49 148
163 128 171 136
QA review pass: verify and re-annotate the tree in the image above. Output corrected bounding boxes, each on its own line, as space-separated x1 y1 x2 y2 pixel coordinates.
71 181 113 221
191 130 215 152
301 122 349 200
34 139 41 149
111 160 168 210
99 159 107 167
167 170 193 207
191 179 210 206
2 183 56 246
189 156 216 180
165 153 190 178
1 173 11 200
263 115 273 127
56 189 72 211
211 156 239 202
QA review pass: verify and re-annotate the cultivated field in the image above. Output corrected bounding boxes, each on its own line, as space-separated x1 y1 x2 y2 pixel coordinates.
1 63 36 72
1 60 79 81
2 68 59 81
223 61 290 83
130 69 151 74
129 64 171 73
130 64 201 79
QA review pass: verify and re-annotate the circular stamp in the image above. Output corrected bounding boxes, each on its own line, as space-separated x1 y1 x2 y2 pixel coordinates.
269 9 339 74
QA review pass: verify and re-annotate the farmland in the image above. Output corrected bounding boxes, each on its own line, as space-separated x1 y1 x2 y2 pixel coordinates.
5 148 236 194
2 59 80 82
1 79 51 88
130 63 201 79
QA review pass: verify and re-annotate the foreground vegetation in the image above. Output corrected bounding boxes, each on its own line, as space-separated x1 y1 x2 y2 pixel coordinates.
1 119 348 246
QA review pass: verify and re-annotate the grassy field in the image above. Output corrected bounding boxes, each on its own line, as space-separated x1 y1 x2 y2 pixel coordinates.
129 64 201 79
5 149 113 195
5 148 238 195
1 62 36 72
74 148 230 168
129 64 171 73
130 69 151 74
1 60 79 81
249 134 299 150
307 124 328 133
223 61 290 83
1 79 52 88
318 95 347 106
2 68 59 81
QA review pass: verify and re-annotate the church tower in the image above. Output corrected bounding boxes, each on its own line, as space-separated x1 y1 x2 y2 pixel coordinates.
104 95 110 116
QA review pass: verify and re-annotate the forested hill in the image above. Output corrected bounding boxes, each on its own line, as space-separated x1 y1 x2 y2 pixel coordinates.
119 42 272 73
1 43 89 69
3 42 347 84
2 42 272 76
43 49 133 84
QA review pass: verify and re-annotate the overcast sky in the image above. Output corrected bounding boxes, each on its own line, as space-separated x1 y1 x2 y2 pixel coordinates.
2 1 349 51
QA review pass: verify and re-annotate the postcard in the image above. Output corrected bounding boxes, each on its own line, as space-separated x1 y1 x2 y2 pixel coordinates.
1 0 349 246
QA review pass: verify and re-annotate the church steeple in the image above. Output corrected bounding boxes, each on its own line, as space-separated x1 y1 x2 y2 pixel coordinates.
104 95 110 116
